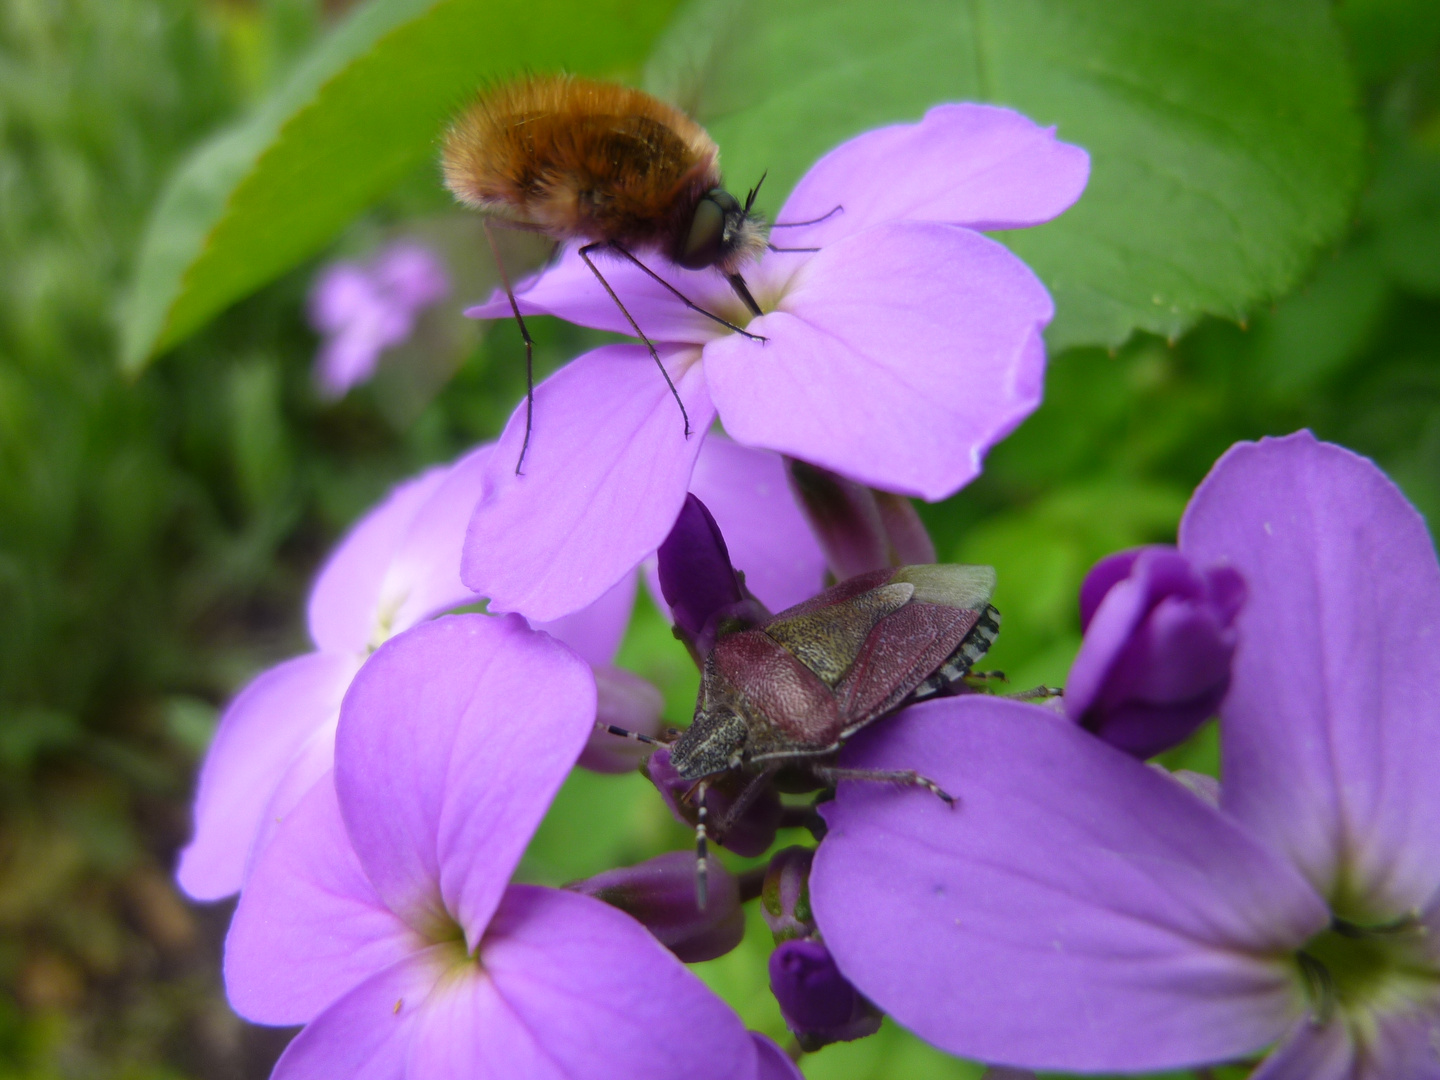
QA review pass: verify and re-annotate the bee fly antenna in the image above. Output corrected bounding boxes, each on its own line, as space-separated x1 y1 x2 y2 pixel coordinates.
694 780 710 910
744 171 767 214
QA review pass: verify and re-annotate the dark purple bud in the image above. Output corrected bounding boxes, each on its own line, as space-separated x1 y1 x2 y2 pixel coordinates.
576 666 665 774
761 846 816 943
768 938 883 1051
1066 546 1246 759
785 459 935 579
645 747 781 857
658 494 769 658
567 851 744 963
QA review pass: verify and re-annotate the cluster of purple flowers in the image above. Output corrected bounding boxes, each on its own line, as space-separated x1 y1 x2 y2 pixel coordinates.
186 100 1440 1080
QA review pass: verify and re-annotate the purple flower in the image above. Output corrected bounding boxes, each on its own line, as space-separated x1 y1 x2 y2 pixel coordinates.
461 105 1088 621
646 747 782 859
769 939 883 1052
810 432 1440 1075
1065 545 1245 758
176 444 642 900
224 614 768 1079
568 850 745 963
309 241 449 398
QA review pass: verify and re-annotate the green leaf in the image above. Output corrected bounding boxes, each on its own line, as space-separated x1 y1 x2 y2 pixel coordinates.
646 0 1364 350
122 0 678 372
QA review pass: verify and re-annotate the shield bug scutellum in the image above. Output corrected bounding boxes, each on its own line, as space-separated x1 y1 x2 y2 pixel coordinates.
441 74 830 472
609 563 1002 906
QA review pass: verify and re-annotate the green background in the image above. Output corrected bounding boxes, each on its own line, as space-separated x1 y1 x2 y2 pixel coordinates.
2 0 1438 1075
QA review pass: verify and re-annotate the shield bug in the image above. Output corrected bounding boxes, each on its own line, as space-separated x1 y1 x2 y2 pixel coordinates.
652 563 999 904
442 74 794 472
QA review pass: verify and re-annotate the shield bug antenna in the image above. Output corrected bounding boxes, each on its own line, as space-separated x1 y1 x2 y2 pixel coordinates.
441 75 773 474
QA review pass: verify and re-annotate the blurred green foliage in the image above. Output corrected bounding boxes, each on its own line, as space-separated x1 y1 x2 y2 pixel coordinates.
1 0 1438 1076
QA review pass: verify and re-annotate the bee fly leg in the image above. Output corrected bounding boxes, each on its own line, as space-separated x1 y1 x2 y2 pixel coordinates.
484 221 538 475
810 765 958 808
606 241 766 339
771 205 844 228
578 242 692 438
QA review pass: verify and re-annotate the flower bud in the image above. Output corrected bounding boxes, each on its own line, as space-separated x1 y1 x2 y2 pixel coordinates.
645 748 781 857
761 847 816 943
1066 546 1245 759
768 938 883 1051
576 666 665 773
567 851 744 963
657 494 769 659
785 459 935 580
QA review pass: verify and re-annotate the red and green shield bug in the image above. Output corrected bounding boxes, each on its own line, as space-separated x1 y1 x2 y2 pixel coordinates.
670 562 1000 905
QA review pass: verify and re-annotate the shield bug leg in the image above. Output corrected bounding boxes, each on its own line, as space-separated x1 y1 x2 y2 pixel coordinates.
709 767 780 845
1008 685 1064 703
810 765 957 808
578 242 692 438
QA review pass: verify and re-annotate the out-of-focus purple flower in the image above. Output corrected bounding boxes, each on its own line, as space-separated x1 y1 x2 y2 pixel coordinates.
785 459 936 580
225 614 763 1080
1065 546 1245 758
461 106 1088 621
176 444 644 901
647 748 782 859
769 939 883 1052
568 851 744 963
811 432 1440 1076
308 241 449 399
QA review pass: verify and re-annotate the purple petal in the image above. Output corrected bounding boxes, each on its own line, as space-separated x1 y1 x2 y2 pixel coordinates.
225 773 424 1025
811 696 1329 1073
688 436 827 613
177 651 357 901
334 615 595 945
242 710 339 885
308 465 449 654
568 850 744 963
705 223 1050 501
269 948 444 1080
776 104 1089 244
658 493 749 647
1078 548 1148 630
752 1033 804 1080
464 244 735 343
1248 1019 1355 1080
406 885 756 1080
461 344 714 622
380 443 491 639
530 570 638 669
1180 431 1440 914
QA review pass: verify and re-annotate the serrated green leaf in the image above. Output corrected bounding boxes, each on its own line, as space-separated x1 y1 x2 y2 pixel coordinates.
645 0 1364 350
122 0 678 372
